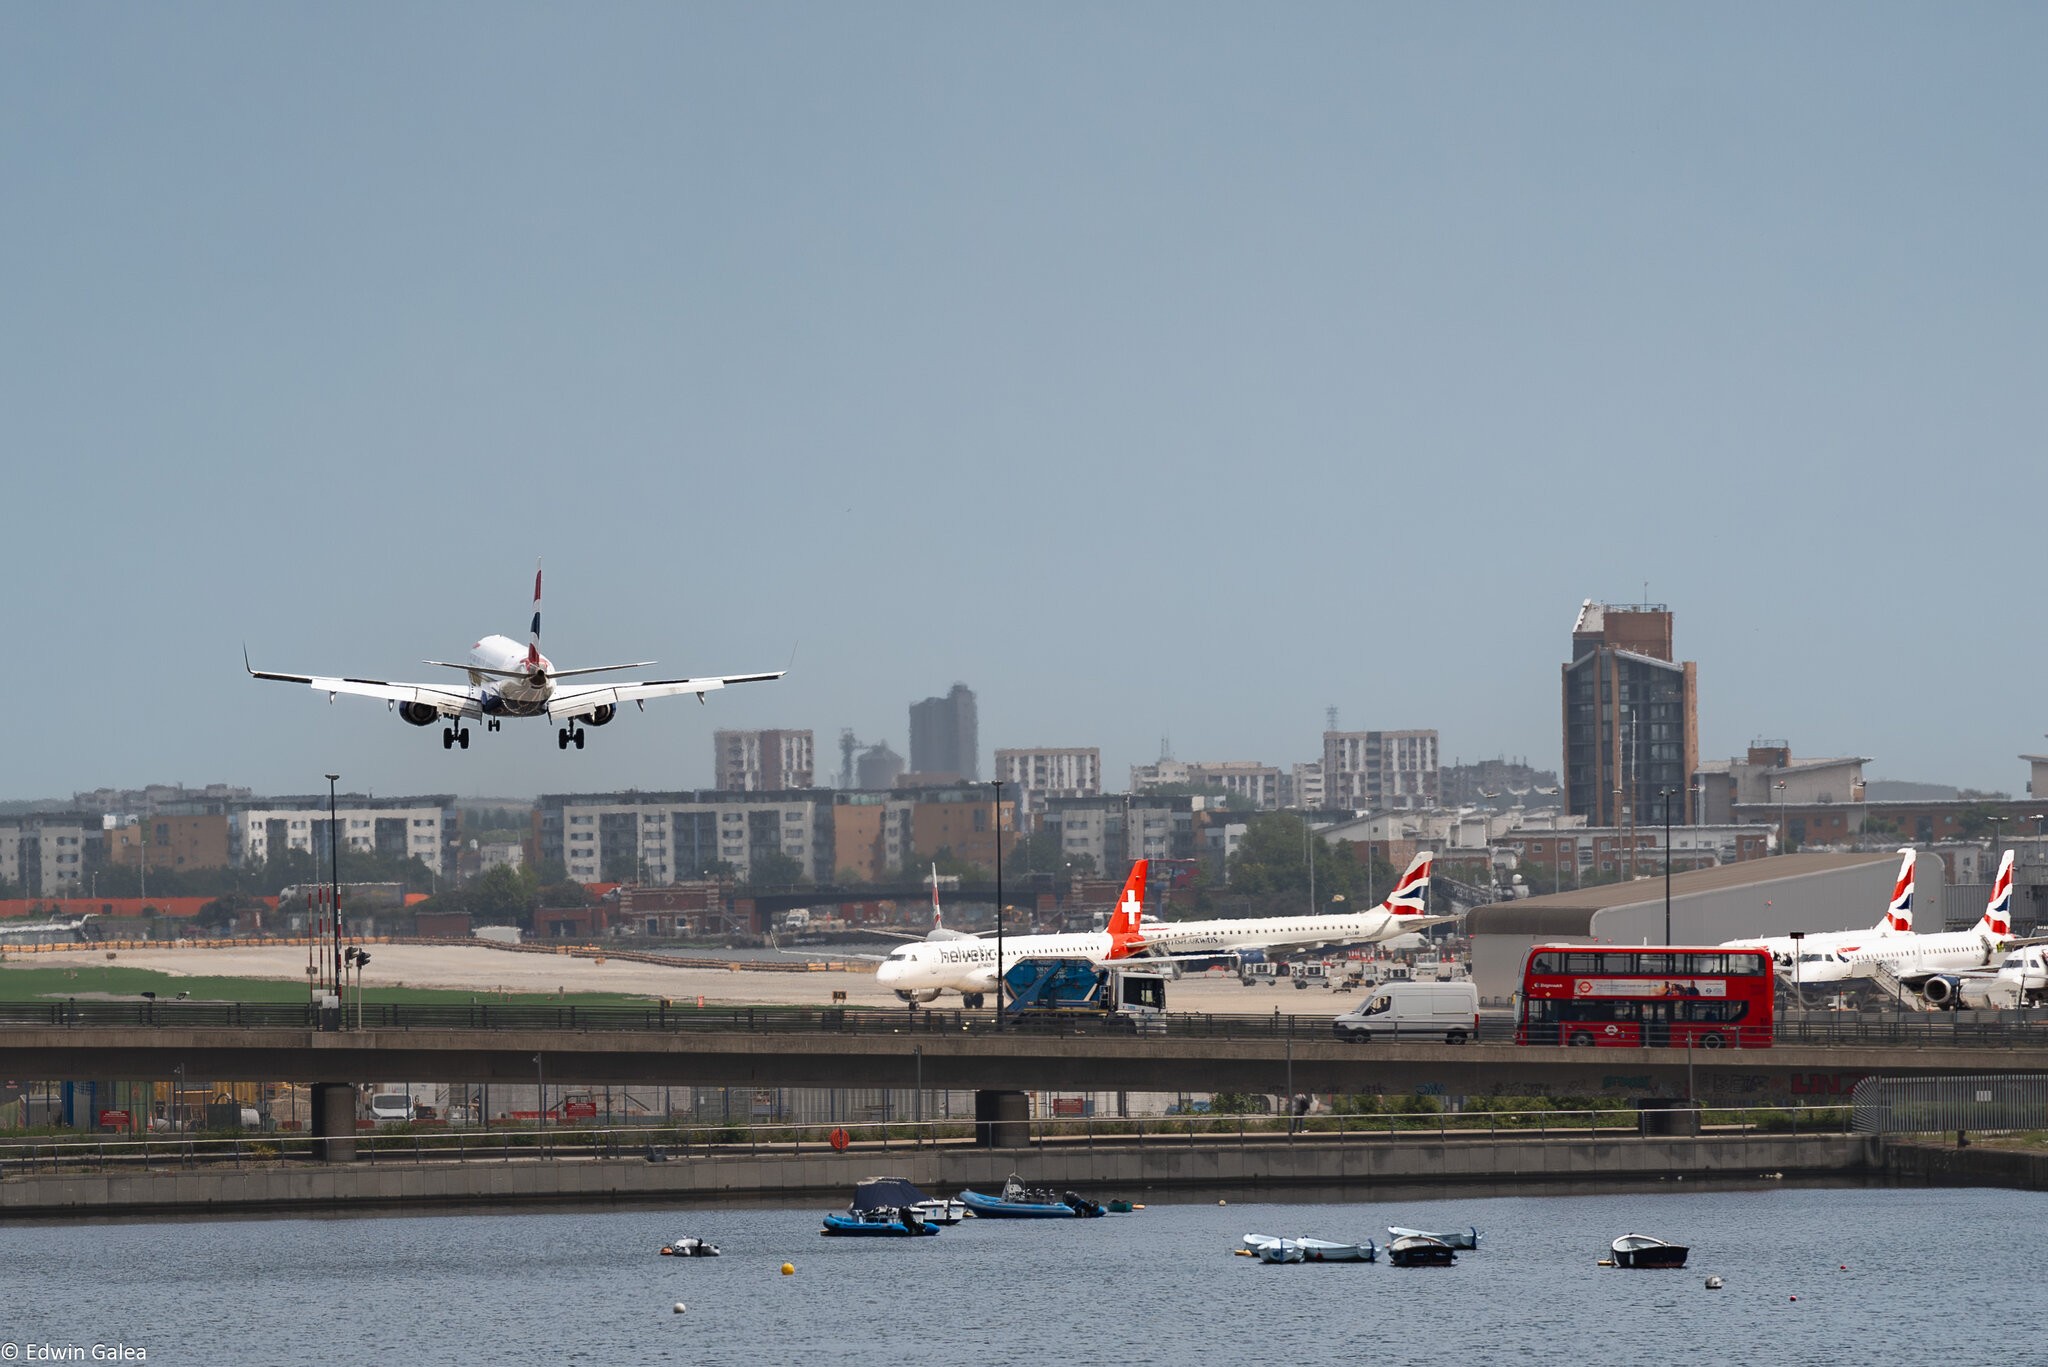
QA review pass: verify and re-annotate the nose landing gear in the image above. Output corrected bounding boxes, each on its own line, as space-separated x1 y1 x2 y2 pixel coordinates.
557 726 586 750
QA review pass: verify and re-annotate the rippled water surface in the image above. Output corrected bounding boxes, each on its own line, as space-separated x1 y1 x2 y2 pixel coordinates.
2 1183 2039 1366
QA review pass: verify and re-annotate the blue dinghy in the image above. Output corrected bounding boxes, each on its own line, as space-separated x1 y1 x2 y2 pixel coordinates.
958 1174 1105 1219
821 1209 940 1237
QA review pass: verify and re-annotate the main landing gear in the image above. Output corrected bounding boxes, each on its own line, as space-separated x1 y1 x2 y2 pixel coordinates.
557 725 586 750
442 726 471 750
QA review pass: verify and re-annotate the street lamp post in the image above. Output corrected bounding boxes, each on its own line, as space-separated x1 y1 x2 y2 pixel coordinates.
1660 788 1675 943
1986 814 2011 870
1774 780 1788 853
325 774 342 1003
991 780 1004 1031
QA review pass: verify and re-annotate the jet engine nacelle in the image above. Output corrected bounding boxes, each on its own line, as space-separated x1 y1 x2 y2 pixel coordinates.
397 701 439 727
579 704 617 727
894 988 943 1004
1919 974 1966 1008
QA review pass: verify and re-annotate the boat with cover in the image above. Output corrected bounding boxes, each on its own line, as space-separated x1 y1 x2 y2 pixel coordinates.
1386 1224 1482 1250
1243 1233 1375 1263
1610 1234 1688 1268
1386 1234 1457 1267
821 1208 939 1237
851 1176 968 1226
958 1174 1105 1218
659 1237 720 1257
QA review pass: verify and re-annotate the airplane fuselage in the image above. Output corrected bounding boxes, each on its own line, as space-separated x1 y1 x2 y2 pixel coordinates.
1835 930 2005 980
1722 929 1911 985
875 930 1123 997
469 635 554 717
1133 909 1420 958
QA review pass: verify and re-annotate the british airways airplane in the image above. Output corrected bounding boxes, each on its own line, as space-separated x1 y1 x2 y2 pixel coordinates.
246 563 783 751
1719 846 1919 984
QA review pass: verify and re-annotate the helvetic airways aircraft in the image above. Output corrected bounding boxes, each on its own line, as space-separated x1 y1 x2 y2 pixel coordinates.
246 563 784 751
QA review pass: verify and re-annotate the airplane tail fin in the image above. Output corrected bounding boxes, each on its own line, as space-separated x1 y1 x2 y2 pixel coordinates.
1979 849 2015 939
525 559 544 670
1105 860 1150 954
1379 852 1435 916
931 863 944 931
1879 847 1916 932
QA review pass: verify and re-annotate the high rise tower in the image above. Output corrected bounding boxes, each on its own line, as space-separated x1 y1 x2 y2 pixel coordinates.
909 683 978 782
1562 600 1697 829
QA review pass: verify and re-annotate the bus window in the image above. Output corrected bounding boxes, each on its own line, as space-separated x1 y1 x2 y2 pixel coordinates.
1530 952 1559 974
1637 953 1673 975
1561 952 1608 974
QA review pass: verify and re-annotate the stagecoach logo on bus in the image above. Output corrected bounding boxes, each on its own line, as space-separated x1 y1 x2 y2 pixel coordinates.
1572 978 1727 998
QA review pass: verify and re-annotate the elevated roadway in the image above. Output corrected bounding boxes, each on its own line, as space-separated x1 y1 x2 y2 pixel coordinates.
5 1018 2044 1100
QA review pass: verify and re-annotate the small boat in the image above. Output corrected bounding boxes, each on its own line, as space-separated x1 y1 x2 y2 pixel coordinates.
1243 1234 1376 1263
1386 1234 1457 1267
1387 1224 1483 1250
1610 1234 1688 1269
849 1177 968 1226
1256 1239 1305 1264
821 1209 939 1237
1106 1199 1137 1214
659 1237 720 1257
958 1174 1104 1219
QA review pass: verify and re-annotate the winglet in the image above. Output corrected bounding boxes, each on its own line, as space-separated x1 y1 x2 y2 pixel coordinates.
242 643 254 676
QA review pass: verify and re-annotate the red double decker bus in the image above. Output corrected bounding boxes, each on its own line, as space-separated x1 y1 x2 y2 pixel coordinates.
1516 945 1775 1049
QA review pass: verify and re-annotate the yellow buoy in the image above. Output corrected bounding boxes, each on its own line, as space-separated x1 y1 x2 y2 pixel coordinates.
781 1262 795 1276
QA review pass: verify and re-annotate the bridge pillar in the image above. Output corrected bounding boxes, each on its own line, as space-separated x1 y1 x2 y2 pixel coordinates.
311 1083 357 1162
975 1090 1029 1148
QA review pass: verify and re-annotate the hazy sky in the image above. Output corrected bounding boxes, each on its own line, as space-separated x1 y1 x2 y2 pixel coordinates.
5 5 2044 803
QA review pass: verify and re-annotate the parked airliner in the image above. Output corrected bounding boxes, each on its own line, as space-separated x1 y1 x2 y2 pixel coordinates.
246 563 783 750
1720 847 1918 984
1123 852 1451 959
874 861 1153 1005
1840 851 2048 1007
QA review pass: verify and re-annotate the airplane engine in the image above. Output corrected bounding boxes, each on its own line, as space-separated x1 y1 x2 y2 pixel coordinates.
1919 974 1966 1008
579 704 617 727
397 701 439 727
894 988 943 1004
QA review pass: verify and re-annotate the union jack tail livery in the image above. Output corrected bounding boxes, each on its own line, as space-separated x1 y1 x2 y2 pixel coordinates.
1105 860 1150 956
525 561 544 671
931 863 945 931
1381 853 1434 917
1979 849 2015 939
1883 847 1916 932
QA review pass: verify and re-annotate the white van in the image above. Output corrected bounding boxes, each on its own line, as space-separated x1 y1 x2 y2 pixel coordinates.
367 1092 414 1124
1332 980 1480 1044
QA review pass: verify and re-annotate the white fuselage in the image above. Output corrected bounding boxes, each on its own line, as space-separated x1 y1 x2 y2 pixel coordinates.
1957 949 2048 1009
470 635 554 717
1722 928 1909 985
1133 908 1424 958
875 930 1121 998
1834 929 2004 982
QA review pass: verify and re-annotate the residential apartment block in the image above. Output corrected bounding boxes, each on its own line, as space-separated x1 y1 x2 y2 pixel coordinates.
229 796 455 877
1322 730 1439 811
713 729 816 792
995 747 1101 829
0 815 93 896
1131 760 1284 810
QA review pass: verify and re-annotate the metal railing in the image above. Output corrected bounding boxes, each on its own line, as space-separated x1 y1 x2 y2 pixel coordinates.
0 1103 1857 1176
1851 1074 2048 1134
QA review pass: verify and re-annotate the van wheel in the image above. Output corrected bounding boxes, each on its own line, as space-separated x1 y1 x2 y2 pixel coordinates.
1568 1031 1595 1047
1445 1030 1468 1045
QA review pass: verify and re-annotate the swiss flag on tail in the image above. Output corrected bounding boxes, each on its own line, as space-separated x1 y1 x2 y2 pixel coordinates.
1104 860 1150 957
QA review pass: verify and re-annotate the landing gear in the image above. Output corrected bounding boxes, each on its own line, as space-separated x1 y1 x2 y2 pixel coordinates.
557 726 585 750
441 726 471 750
962 992 984 1010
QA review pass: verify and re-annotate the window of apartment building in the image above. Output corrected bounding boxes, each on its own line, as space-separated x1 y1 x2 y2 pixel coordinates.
570 815 593 825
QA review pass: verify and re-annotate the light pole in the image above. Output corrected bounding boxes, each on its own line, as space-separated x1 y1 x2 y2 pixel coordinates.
991 779 1004 1030
1660 788 1675 943
1987 815 2011 873
326 774 342 1003
534 1052 545 1128
1774 779 1788 853
345 946 371 1029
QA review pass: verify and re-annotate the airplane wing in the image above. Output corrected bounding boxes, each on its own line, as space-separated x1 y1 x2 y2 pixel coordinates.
548 670 784 720
245 652 480 718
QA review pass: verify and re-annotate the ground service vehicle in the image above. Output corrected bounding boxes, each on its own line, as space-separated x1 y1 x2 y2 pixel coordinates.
1515 945 1774 1048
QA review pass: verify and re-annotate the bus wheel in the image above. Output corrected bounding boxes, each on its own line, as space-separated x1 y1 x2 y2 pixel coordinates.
1568 1031 1595 1047
1699 1032 1726 1049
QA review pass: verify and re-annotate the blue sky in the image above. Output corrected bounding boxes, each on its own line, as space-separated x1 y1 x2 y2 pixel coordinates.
4 4 2044 802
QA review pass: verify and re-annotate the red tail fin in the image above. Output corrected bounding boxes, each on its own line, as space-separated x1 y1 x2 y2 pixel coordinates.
1105 860 1149 957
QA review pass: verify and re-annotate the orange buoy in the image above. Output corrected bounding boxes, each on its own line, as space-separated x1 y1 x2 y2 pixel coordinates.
829 1127 849 1151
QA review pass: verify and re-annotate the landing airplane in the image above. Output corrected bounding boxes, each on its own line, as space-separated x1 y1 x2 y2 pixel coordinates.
1720 846 1918 984
1121 852 1453 959
874 860 1155 1005
246 563 783 750
0 913 94 940
1840 851 2048 1007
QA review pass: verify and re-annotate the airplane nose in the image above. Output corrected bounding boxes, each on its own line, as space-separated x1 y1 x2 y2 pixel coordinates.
874 961 899 985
